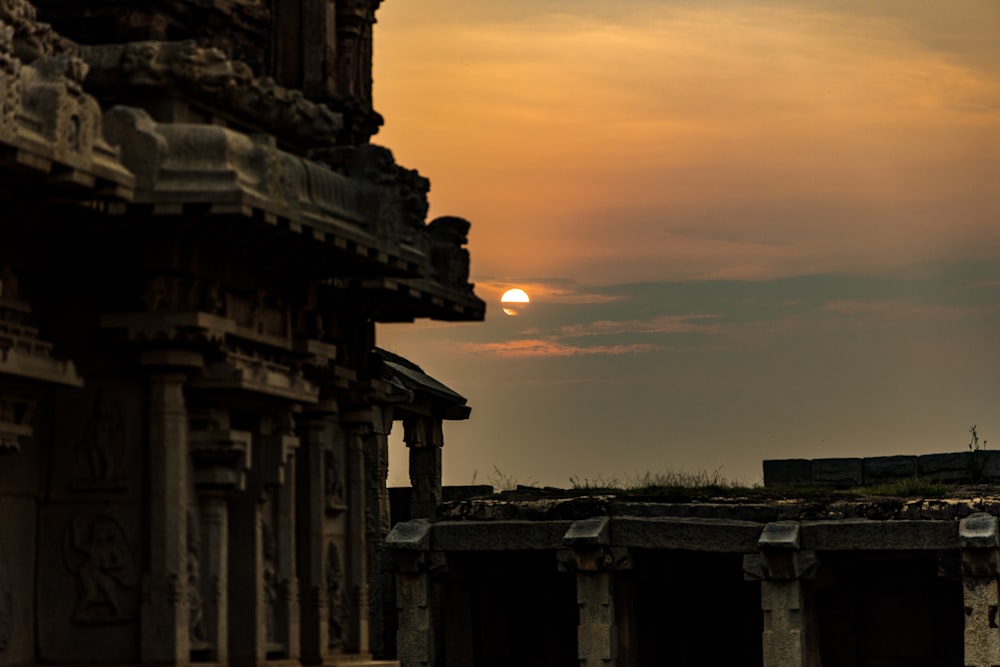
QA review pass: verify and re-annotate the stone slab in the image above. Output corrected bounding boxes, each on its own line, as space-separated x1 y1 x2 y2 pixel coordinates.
918 452 973 482
799 519 957 551
431 520 572 551
762 459 811 486
610 517 763 552
862 455 917 484
811 458 862 487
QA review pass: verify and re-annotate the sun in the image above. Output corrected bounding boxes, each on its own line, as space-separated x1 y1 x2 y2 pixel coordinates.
500 288 530 317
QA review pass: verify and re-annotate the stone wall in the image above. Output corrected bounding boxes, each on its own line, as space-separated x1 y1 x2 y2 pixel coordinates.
764 452 1000 487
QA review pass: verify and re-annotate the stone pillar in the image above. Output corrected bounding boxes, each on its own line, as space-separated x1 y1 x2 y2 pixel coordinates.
141 367 192 665
385 520 435 667
343 417 370 654
366 405 393 658
961 513 1000 666
261 416 301 661
744 521 818 667
296 405 337 662
559 518 633 667
189 412 252 664
403 417 443 520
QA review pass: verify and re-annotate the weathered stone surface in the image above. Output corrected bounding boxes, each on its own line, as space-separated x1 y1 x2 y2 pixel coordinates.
759 521 800 550
763 458 811 486
960 513 999 549
432 520 572 552
799 519 957 551
918 452 972 481
810 457 862 487
562 517 610 547
385 520 432 552
863 455 917 483
610 516 763 552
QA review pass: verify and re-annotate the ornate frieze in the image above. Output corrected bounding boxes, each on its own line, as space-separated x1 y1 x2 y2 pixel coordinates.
0 266 82 389
0 18 133 200
84 41 342 149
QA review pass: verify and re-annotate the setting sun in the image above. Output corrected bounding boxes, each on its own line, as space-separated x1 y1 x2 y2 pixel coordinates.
501 288 530 303
500 288 530 316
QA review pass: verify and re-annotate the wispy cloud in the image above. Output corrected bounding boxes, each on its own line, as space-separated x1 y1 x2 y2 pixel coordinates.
560 314 724 337
462 339 659 357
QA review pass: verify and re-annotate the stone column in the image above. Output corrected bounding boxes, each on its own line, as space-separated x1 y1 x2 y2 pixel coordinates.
403 417 443 520
961 513 1000 666
189 413 252 664
343 416 371 654
261 417 301 661
559 518 633 667
140 365 192 665
366 405 393 658
744 521 818 667
385 520 435 667
297 404 337 663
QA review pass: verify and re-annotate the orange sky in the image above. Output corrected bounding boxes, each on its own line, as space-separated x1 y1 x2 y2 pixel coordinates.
373 1 1000 487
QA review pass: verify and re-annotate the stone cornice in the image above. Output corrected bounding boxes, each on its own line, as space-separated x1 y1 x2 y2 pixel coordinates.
82 40 343 149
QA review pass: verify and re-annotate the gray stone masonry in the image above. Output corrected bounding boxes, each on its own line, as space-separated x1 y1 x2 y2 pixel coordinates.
764 451 1000 486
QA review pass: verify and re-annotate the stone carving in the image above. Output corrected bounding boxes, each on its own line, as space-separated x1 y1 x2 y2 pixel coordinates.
0 0 72 63
427 216 473 290
324 447 345 508
63 514 137 624
326 543 344 650
0 20 21 133
187 512 206 644
84 40 343 149
262 520 277 643
0 397 32 454
75 387 127 487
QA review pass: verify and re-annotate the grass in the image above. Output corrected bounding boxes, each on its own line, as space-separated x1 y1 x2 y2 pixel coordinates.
566 469 956 500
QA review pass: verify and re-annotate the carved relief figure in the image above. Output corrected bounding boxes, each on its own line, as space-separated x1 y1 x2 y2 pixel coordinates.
63 514 137 624
76 387 127 486
326 543 344 650
187 512 206 644
324 447 345 507
262 520 277 643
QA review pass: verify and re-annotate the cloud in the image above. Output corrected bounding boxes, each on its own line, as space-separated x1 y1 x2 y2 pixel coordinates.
462 339 660 357
559 314 724 338
377 1 1000 283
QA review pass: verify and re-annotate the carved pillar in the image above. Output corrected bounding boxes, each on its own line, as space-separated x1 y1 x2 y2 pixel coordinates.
559 518 633 667
229 438 267 667
261 414 301 661
961 513 1000 666
297 404 337 662
386 520 435 667
744 521 818 667
403 417 442 520
366 405 393 658
343 415 370 654
189 412 252 663
141 363 193 665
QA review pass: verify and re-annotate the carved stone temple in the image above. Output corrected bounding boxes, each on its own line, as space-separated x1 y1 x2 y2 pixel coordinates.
0 1 483 665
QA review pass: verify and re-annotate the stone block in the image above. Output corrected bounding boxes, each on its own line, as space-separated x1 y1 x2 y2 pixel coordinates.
759 521 800 550
811 458 862 487
563 517 610 547
976 451 1000 481
762 459 811 487
918 452 972 482
385 519 432 551
610 517 763 552
863 455 917 484
960 513 999 549
800 519 957 551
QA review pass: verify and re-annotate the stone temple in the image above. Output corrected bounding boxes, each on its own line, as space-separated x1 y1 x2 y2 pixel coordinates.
0 0 483 665
5 2 1000 667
